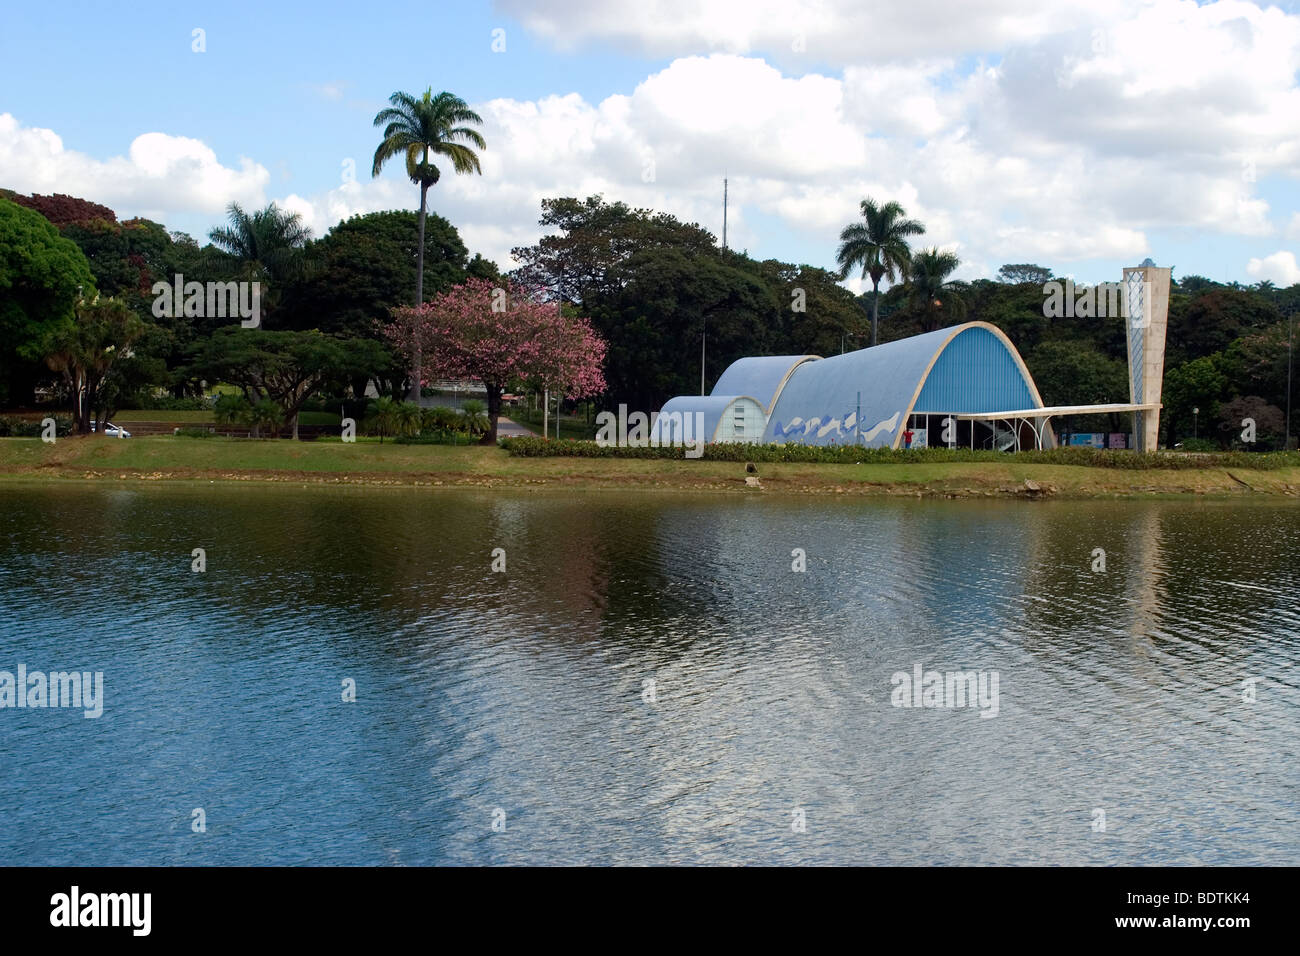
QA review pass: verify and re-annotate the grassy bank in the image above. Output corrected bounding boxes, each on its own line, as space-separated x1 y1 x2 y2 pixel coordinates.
2 435 1300 498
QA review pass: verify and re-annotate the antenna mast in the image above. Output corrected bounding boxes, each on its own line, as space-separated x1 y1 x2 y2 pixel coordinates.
722 178 728 251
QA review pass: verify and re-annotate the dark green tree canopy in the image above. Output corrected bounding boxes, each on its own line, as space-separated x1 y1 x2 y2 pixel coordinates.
189 327 389 434
0 198 97 362
510 195 719 305
279 209 472 337
997 263 1053 285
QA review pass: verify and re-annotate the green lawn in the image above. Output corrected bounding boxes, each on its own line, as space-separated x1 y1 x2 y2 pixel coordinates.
2 434 1299 498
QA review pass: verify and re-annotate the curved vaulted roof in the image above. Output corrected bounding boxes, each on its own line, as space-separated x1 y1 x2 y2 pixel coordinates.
650 394 765 444
762 322 1044 448
710 355 821 413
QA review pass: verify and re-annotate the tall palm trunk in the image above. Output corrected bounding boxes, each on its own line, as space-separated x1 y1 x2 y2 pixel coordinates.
871 277 881 347
410 179 428 402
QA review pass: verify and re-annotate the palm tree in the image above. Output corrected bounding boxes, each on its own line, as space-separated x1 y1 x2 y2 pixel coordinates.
213 393 252 436
836 198 925 346
460 399 488 438
907 248 967 333
368 396 401 443
372 89 486 401
395 400 422 437
208 202 313 306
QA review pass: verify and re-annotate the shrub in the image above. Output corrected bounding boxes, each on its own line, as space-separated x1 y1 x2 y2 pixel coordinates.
364 396 401 442
395 401 422 437
496 437 1300 470
213 394 252 428
132 394 215 411
248 400 285 437
174 427 215 438
0 414 73 437
421 405 463 435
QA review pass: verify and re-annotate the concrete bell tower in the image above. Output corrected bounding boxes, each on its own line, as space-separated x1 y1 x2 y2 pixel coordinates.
1123 264 1171 452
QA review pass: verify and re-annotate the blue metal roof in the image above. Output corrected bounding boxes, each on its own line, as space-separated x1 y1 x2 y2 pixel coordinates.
913 325 1038 413
762 323 1042 448
710 355 819 412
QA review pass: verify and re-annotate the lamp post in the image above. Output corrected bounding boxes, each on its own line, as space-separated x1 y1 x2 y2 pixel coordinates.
1193 406 1199 441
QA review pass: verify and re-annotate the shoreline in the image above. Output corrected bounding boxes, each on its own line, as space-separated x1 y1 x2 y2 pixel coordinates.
3 436 1299 499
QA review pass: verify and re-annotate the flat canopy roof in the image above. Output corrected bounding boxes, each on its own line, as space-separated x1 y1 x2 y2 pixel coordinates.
953 403 1160 421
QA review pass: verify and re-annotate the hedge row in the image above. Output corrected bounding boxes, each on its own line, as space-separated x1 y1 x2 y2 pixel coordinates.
0 415 74 437
497 437 1300 471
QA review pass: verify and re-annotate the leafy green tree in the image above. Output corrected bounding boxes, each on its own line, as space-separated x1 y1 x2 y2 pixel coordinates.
509 195 719 306
372 88 486 399
1025 339 1130 432
190 328 387 439
1175 275 1220 294
753 260 867 356
597 246 778 409
1222 321 1291 409
906 248 967 332
1166 287 1279 365
277 209 475 397
1219 395 1285 449
962 278 1049 352
0 198 97 404
1163 355 1229 444
996 263 1053 285
835 198 925 346
43 296 146 433
466 253 500 282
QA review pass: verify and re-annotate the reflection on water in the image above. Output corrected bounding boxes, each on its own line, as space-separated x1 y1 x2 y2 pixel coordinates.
0 483 1296 864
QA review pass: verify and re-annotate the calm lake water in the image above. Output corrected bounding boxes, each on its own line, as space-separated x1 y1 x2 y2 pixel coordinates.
0 482 1296 865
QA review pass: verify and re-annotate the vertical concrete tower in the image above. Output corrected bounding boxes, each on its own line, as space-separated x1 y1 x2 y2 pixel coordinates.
1123 265 1171 451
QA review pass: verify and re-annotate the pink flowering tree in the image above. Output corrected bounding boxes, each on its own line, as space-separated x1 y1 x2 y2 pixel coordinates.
385 277 606 443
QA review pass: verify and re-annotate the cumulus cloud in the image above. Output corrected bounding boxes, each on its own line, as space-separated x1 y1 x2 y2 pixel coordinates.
0 114 269 222
1246 250 1300 285
494 0 1133 64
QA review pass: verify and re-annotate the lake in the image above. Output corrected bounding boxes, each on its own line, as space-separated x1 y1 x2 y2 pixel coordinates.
0 482 1296 864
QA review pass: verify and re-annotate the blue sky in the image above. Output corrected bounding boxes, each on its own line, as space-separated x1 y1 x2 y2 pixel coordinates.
2 0 1299 288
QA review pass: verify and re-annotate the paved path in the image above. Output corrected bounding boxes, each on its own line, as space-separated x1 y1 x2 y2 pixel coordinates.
495 416 534 438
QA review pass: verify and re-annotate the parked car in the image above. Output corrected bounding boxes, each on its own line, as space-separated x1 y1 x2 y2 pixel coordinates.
89 420 131 438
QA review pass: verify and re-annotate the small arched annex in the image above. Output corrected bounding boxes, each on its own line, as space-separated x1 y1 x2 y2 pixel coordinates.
762 322 1049 449
649 394 768 445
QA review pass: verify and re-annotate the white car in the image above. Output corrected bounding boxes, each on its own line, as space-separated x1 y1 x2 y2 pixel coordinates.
89 420 132 438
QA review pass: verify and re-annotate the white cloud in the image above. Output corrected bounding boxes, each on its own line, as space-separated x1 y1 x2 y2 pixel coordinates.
1246 250 1300 285
0 113 269 221
270 19 1300 273
1287 212 1300 239
496 0 1133 64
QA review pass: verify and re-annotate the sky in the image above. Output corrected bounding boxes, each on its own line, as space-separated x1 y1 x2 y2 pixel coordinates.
2 0 1300 291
